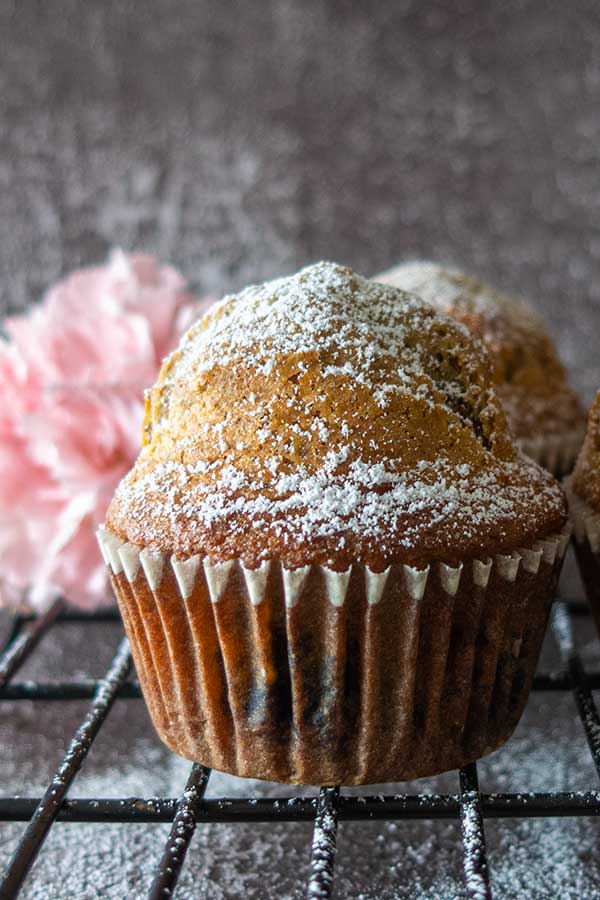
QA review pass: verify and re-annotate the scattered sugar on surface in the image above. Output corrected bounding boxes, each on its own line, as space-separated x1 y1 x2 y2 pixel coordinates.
458 792 489 900
2 613 600 897
0 664 600 900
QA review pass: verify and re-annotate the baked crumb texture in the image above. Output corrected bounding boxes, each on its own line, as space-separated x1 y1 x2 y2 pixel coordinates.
107 261 566 570
377 260 586 474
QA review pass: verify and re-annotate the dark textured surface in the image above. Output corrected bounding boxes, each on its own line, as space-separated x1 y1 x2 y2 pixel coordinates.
2 0 600 896
1 1 600 397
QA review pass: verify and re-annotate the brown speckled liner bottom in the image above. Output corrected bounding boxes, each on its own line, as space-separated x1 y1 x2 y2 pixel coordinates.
98 527 568 785
566 481 600 636
573 541 600 633
519 429 585 478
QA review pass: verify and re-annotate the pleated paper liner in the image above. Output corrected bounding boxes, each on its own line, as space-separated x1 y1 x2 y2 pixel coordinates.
519 428 585 478
565 478 600 634
98 525 570 786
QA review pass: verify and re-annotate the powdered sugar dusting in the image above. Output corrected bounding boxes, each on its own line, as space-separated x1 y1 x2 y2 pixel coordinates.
376 261 585 443
166 261 455 387
376 261 543 332
110 262 565 563
1 611 599 899
113 452 563 563
307 788 339 899
459 791 490 900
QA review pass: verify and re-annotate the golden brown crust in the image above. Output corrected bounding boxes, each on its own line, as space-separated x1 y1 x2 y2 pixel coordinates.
377 261 586 443
106 458 565 571
573 391 600 512
107 262 566 569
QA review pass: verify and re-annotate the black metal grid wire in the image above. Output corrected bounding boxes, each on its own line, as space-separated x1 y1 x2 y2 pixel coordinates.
0 596 599 900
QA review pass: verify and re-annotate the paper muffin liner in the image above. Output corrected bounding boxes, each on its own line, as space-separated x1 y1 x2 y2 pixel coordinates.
565 478 600 632
97 525 570 786
519 428 585 478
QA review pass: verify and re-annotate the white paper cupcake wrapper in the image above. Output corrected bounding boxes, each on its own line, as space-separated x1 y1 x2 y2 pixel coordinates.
97 526 570 606
98 524 569 785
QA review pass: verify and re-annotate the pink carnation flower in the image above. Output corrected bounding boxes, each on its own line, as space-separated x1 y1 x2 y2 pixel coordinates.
0 251 212 611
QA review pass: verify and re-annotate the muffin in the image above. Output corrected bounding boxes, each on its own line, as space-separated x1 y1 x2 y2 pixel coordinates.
99 261 568 785
377 261 585 475
566 392 600 630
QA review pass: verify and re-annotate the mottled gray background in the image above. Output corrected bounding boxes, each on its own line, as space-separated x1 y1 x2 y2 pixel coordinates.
2 0 600 399
1 0 600 897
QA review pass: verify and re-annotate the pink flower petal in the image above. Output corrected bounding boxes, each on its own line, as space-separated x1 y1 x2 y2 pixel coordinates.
0 251 206 612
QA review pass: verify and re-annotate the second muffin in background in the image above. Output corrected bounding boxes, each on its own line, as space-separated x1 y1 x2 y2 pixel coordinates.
566 392 600 634
377 261 585 475
100 262 568 785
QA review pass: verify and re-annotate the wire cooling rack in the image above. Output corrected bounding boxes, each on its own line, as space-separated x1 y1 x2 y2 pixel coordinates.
0 596 599 900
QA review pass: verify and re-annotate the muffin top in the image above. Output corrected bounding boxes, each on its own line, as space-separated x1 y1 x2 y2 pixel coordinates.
572 391 600 512
107 262 566 570
376 261 585 443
